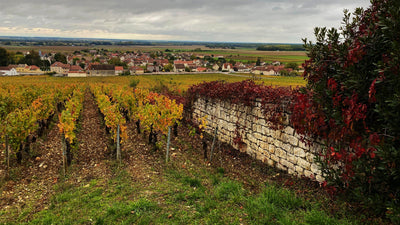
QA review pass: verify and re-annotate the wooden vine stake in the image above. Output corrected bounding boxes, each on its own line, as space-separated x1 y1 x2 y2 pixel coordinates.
116 125 121 166
5 135 10 176
166 126 171 163
210 126 218 162
62 136 67 177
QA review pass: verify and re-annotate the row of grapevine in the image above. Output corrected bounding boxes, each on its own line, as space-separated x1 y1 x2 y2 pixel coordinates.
0 84 76 124
0 84 76 165
0 84 49 121
57 86 85 172
57 87 85 144
1 82 183 169
90 85 128 144
103 85 183 135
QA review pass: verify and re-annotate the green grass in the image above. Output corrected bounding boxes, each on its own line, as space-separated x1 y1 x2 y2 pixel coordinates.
22 170 159 225
11 163 359 225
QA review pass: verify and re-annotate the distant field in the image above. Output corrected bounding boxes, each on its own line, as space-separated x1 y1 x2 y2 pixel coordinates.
0 74 305 90
187 48 308 64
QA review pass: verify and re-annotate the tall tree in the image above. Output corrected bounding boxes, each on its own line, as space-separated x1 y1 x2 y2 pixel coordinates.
0 47 9 66
108 57 127 68
256 57 261 66
54 52 67 64
285 62 298 70
19 50 41 66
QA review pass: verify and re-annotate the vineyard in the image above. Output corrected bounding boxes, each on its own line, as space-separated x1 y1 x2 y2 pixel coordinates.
0 80 183 173
0 0 397 223
0 77 373 224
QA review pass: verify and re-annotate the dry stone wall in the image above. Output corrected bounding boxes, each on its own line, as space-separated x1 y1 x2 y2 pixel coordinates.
192 97 324 182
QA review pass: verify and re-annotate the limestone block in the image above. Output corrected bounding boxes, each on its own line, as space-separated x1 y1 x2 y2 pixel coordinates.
256 151 266 161
311 163 322 175
254 132 263 141
258 134 268 144
295 166 304 175
293 147 306 158
281 133 289 143
275 129 283 139
227 123 235 132
261 126 268 136
274 140 282 149
284 126 295 136
247 134 255 144
259 141 266 151
298 138 308 150
219 121 226 131
281 143 293 154
304 170 313 178
276 148 287 158
288 135 299 147
266 159 275 167
277 162 287 171
297 158 311 170
287 153 298 164
288 168 296 175
268 145 275 154
316 175 325 182
306 153 315 162
220 110 225 118
258 118 266 126
270 154 279 163
266 137 274 145
268 127 276 136
254 108 263 118
250 142 258 151
255 124 262 134
280 159 294 171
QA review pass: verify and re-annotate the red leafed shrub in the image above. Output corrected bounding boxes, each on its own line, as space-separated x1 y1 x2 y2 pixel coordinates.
185 80 295 130
291 0 400 219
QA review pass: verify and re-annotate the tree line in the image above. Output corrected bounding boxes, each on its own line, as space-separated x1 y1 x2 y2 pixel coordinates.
0 47 68 71
256 44 305 51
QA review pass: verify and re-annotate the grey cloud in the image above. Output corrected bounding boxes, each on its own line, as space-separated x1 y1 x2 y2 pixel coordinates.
0 0 371 43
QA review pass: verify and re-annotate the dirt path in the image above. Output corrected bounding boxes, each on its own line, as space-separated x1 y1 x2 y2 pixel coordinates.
68 89 112 182
123 121 165 186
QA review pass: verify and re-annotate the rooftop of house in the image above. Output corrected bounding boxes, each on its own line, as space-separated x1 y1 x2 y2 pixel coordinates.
89 64 115 70
174 64 185 69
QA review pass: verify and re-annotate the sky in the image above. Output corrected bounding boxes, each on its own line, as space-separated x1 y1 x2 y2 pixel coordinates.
0 0 371 43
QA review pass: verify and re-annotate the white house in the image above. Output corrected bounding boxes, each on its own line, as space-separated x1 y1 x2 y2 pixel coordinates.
67 65 86 77
0 66 19 76
222 63 234 72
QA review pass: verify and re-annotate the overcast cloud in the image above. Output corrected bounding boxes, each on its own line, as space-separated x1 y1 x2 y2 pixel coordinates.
0 0 371 43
